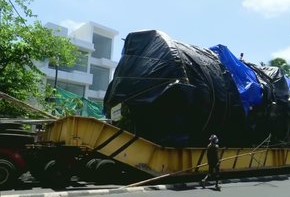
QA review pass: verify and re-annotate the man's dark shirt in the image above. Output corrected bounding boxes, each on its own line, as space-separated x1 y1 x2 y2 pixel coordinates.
207 142 219 166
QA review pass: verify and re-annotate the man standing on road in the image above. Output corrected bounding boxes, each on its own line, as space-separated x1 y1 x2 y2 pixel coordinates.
201 134 221 191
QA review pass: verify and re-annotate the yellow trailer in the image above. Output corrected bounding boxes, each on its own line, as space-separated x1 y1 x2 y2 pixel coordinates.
40 116 290 179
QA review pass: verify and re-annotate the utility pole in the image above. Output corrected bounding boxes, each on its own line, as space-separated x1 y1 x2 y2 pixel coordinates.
52 57 60 116
54 64 58 88
54 57 59 88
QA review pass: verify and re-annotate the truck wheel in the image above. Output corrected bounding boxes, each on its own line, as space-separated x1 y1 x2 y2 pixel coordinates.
0 159 17 188
86 158 101 171
94 160 117 184
42 160 71 188
79 159 100 181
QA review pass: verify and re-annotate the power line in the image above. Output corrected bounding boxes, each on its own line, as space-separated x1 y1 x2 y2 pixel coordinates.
7 0 29 28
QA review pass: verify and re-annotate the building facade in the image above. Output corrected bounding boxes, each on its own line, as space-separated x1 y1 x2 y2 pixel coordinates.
37 22 119 103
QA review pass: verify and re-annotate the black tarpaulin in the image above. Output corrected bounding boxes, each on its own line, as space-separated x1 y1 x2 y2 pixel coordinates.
104 30 289 147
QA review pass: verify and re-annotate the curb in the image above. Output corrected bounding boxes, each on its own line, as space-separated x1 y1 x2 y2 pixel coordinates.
151 174 290 191
1 174 289 197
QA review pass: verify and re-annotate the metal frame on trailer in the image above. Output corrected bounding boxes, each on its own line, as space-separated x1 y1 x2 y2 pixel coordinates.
42 116 290 177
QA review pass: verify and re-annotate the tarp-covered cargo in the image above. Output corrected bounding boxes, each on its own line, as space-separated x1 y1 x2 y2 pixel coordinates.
210 45 263 115
104 30 289 147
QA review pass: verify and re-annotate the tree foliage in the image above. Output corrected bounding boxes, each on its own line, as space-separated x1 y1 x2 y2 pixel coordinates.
0 0 79 117
269 57 290 76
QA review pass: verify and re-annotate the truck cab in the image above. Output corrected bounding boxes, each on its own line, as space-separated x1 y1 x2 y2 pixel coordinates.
0 123 35 188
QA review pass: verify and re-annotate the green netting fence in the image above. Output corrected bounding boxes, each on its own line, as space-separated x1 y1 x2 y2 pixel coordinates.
54 87 105 119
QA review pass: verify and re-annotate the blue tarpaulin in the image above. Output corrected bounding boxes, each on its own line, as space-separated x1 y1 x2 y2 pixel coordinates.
287 77 290 91
210 45 263 115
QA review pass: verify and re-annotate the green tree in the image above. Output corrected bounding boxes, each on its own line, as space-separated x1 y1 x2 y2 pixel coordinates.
269 58 290 76
0 0 79 117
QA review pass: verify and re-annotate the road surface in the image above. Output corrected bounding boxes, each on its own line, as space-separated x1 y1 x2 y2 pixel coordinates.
1 174 289 197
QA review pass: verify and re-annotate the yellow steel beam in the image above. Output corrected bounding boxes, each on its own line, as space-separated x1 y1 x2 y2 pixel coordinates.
41 116 290 176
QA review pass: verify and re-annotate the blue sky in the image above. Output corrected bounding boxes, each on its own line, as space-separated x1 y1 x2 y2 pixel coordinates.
29 0 290 65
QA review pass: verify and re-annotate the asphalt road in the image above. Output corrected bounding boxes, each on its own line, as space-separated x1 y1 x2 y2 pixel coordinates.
104 179 290 197
1 174 289 197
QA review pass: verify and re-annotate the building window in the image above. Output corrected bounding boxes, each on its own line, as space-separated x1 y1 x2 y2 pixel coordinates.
48 50 88 72
89 65 110 91
92 33 112 59
47 79 85 97
74 51 89 72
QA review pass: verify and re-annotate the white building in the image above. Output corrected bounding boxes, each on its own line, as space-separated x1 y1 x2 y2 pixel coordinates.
38 22 119 103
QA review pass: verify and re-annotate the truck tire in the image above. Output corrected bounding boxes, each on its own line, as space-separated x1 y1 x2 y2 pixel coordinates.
79 158 100 181
86 158 101 171
29 159 52 181
0 159 17 188
41 160 71 188
95 159 116 171
94 159 117 184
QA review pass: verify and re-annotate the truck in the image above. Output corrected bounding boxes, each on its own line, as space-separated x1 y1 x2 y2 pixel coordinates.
0 97 289 189
0 29 289 189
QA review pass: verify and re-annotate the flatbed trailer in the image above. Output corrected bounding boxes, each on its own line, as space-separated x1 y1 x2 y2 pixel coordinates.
0 115 290 189
41 116 290 181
